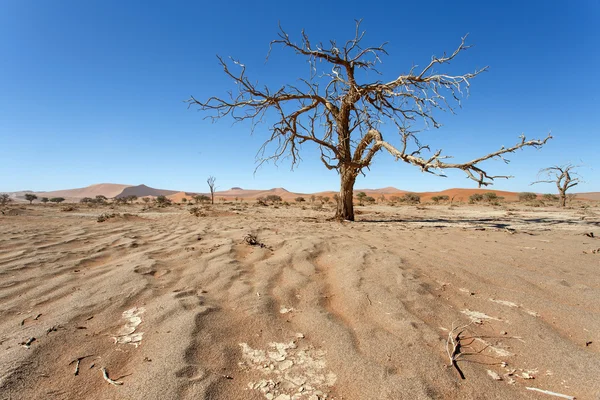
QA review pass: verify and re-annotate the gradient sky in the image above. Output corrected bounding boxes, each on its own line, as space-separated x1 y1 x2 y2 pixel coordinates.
1 0 598 194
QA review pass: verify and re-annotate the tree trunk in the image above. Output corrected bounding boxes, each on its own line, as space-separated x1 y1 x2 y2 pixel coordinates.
211 192 214 205
336 169 357 221
559 191 566 207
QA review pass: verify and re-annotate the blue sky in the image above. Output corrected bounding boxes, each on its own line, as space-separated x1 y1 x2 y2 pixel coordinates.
1 0 598 193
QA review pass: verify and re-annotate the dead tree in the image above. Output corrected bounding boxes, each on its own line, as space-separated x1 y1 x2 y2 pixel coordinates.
532 164 581 207
188 21 551 221
207 176 216 205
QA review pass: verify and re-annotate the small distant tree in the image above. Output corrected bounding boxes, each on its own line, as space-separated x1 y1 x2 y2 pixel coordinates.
518 192 537 202
332 193 340 205
24 193 37 204
80 197 93 204
207 176 216 205
310 195 316 203
0 194 11 206
323 196 331 204
295 197 305 203
142 197 152 204
182 198 188 203
403 193 421 204
378 194 386 203
356 192 367 206
41 197 49 204
126 195 138 204
49 197 65 203
95 195 108 205
532 164 581 207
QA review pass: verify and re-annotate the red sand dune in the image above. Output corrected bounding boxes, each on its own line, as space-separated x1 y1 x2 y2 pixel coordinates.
32 183 132 201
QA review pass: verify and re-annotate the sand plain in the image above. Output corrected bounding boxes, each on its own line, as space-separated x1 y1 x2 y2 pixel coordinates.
1 201 599 399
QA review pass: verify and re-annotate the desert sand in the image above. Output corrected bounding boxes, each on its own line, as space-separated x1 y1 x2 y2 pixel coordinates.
1 201 599 399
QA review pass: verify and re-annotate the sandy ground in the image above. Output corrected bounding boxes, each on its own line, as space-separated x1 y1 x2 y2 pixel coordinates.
1 202 599 400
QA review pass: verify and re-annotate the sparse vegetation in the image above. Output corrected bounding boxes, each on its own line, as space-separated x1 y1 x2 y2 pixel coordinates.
41 197 49 204
49 197 65 204
295 197 305 203
364 196 376 204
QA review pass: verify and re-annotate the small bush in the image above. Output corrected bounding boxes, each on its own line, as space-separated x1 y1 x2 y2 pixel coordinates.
295 197 305 203
542 193 559 201
469 193 484 204
155 195 172 207
189 207 205 217
364 196 376 204
518 192 537 202
403 193 421 204
431 195 450 204
97 213 118 222
265 194 282 203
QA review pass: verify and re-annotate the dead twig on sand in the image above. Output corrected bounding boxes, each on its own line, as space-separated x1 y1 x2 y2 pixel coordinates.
20 337 36 348
445 321 476 379
69 355 94 376
101 367 123 386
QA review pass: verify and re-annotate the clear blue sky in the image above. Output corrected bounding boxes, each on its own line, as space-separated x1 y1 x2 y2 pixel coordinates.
1 0 598 193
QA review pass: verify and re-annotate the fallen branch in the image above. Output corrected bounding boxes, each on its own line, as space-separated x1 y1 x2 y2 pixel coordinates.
20 337 36 348
101 367 123 386
69 355 94 376
525 387 575 399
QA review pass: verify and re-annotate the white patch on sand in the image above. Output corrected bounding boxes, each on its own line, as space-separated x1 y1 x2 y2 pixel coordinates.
461 309 503 324
239 339 336 399
489 298 519 308
113 307 145 347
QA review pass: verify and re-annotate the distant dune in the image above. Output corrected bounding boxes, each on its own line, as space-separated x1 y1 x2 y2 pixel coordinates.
577 192 600 201
27 183 132 201
5 182 599 203
116 184 178 199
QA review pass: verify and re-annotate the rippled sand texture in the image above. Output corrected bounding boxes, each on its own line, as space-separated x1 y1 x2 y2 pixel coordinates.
1 203 599 399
